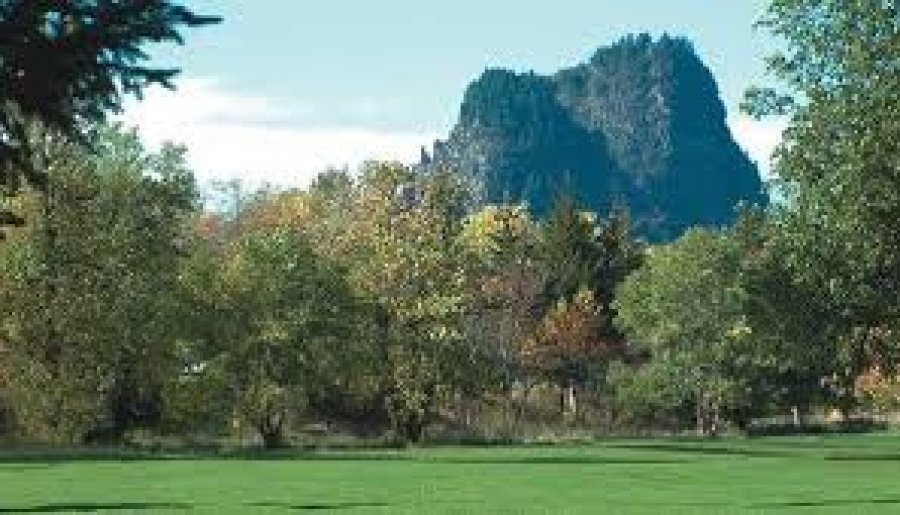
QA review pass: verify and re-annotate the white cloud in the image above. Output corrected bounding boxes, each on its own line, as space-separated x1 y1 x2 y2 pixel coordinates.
118 77 438 189
120 79 787 191
727 114 788 180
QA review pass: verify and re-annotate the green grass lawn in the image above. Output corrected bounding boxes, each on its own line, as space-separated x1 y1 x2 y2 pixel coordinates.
2 433 900 514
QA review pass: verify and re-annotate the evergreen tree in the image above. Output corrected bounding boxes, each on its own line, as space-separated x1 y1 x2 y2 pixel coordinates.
0 0 219 228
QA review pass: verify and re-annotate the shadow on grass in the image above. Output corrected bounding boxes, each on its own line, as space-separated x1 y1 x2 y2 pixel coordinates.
0 502 192 513
0 449 690 466
0 449 415 464
608 442 900 462
5 436 898 465
248 501 390 511
605 442 798 459
825 453 900 461
634 497 900 510
429 456 687 465
0 464 54 472
749 498 900 509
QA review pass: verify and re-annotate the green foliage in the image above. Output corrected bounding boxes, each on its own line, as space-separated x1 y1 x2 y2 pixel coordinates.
527 197 642 392
344 164 476 441
733 209 833 413
614 229 764 433
0 125 197 442
746 0 900 413
6 0 900 442
608 359 692 429
0 1 219 196
178 217 371 446
540 195 600 303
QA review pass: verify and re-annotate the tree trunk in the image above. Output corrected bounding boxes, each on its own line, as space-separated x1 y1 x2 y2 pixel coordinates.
568 385 577 420
516 380 531 426
561 383 577 422
696 394 715 437
256 407 285 449
709 401 721 437
259 427 283 449
696 399 705 436
398 414 425 444
836 371 856 423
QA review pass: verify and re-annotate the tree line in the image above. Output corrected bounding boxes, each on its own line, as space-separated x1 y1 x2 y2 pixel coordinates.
1 0 899 447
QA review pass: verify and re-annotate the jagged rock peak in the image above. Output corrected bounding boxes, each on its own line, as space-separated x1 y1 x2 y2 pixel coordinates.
429 34 767 242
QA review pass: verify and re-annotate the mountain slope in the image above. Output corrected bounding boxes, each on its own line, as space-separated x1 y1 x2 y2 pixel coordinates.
428 34 767 241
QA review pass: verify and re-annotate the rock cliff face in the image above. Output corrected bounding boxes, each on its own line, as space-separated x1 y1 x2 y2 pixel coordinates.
429 34 767 241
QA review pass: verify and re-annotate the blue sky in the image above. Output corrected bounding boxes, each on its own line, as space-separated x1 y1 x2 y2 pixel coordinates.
121 0 786 187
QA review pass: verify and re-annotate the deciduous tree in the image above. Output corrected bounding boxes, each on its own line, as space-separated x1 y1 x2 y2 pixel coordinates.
745 0 900 416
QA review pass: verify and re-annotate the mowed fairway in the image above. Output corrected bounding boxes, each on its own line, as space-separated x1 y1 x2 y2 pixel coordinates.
3 434 900 514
